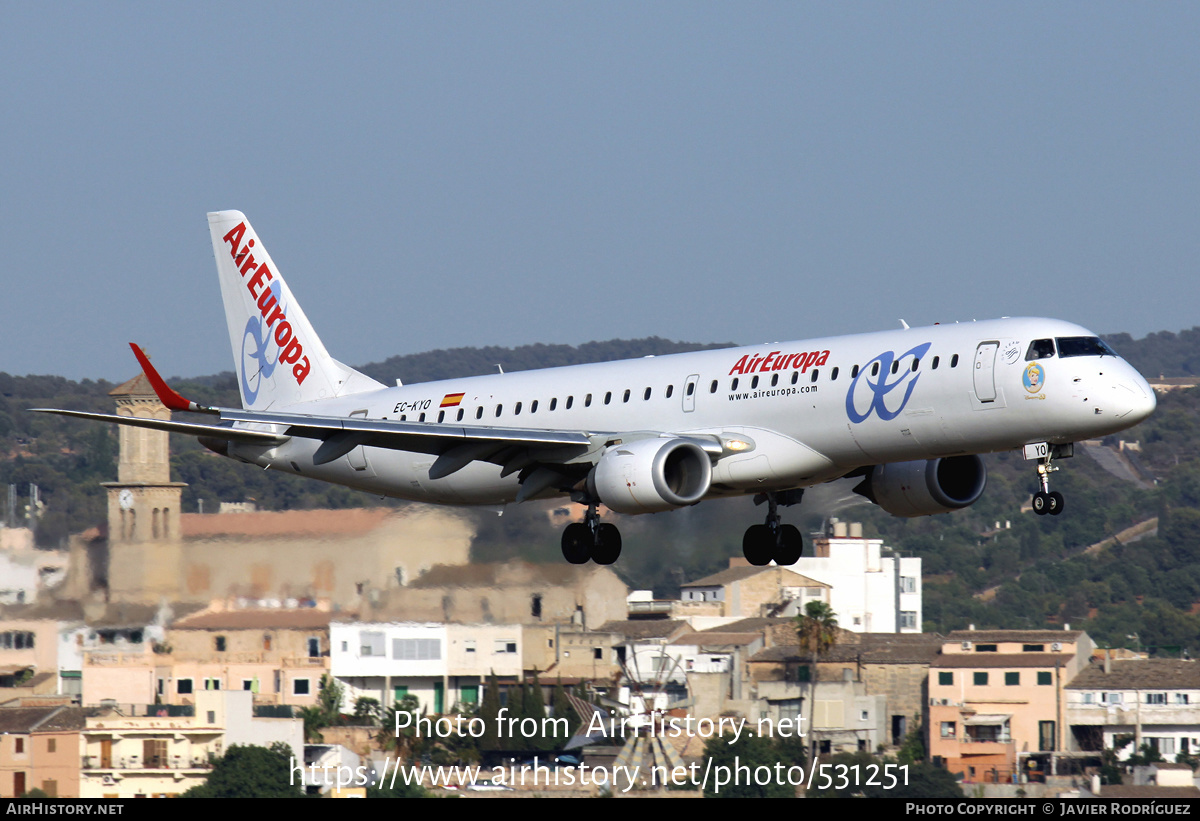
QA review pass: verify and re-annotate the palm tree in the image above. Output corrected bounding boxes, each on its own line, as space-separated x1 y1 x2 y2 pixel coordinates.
795 600 839 662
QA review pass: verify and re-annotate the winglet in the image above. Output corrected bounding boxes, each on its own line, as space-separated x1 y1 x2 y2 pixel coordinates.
129 344 214 414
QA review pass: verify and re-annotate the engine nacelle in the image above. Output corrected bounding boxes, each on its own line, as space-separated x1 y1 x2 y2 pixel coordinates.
588 438 713 514
856 455 987 517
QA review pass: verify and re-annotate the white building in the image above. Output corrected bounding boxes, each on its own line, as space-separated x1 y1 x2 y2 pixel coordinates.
330 621 523 714
1066 658 1200 760
792 522 922 633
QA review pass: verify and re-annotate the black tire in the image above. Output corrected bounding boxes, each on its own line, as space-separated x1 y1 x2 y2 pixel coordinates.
775 524 803 565
1048 491 1064 516
592 523 623 565
743 524 774 566
1032 491 1048 515
561 523 591 564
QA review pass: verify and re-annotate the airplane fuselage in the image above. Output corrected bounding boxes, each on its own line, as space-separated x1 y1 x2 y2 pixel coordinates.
228 316 1154 506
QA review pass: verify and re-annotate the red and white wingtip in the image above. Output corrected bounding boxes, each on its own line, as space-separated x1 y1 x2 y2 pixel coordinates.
129 343 214 414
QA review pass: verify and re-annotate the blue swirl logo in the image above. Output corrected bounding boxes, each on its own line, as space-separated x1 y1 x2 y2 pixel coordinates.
845 342 932 423
240 281 285 405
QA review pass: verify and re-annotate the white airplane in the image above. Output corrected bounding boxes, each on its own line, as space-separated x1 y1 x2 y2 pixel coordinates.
39 211 1157 566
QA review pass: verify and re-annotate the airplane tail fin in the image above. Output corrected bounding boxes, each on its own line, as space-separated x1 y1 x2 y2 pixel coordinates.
207 211 383 410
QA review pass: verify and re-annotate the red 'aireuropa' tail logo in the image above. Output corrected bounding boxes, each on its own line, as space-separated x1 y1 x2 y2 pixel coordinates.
222 222 311 388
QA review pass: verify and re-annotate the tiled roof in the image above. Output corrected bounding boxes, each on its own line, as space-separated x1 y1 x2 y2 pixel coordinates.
595 620 687 640
171 609 333 631
180 507 399 539
672 631 760 647
1067 659 1200 690
946 630 1083 643
682 566 827 589
0 706 60 733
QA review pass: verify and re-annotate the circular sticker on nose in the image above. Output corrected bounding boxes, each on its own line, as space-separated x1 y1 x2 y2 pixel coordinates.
1023 363 1045 393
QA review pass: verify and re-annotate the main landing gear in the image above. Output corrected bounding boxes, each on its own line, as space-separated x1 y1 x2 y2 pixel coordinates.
1030 445 1070 516
561 500 622 565
742 490 804 566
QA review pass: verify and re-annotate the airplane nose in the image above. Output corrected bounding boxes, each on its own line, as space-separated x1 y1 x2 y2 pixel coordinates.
1111 374 1156 424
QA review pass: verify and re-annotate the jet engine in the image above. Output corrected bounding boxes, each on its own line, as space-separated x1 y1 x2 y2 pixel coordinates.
588 438 712 514
854 455 987 517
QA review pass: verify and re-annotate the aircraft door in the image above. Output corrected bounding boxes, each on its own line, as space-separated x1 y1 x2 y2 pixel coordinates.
973 342 999 403
683 374 700 412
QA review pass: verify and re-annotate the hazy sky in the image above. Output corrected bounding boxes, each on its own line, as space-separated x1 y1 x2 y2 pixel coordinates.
2 3 1198 382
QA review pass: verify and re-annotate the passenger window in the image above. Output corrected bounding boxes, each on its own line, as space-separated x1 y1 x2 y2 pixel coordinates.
585 394 592 407
623 389 631 403
710 380 718 393
643 388 651 400
531 400 538 413
771 374 778 387
951 354 959 368
831 367 839 381
890 360 899 374
1026 339 1056 361
476 407 483 420
810 369 818 383
550 398 557 411
871 363 880 377
495 405 503 417
731 378 739 391
514 402 522 415
932 356 939 370
667 385 674 398
457 408 464 421
851 365 860 378
791 372 798 385
604 392 612 405
567 396 574 409
437 410 445 423
419 413 426 422
400 414 407 421
911 358 919 372
751 376 759 389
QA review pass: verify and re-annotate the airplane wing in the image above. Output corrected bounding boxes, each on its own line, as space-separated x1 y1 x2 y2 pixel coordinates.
34 345 725 499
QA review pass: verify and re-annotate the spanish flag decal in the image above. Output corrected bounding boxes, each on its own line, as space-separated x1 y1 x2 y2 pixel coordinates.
440 392 465 408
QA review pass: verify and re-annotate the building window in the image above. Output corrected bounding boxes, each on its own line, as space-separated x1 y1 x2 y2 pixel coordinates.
938 672 953 686
177 679 193 695
531 594 542 619
940 722 956 738
360 631 385 657
47 739 55 753
293 679 310 696
1175 693 1189 705
973 672 988 686
1147 693 1167 705
215 636 226 652
594 648 603 660
464 640 476 653
1005 672 1020 686
1038 672 1052 686
976 644 998 652
392 638 441 660
1023 644 1045 652
15 738 24 754
899 577 916 593
900 611 918 630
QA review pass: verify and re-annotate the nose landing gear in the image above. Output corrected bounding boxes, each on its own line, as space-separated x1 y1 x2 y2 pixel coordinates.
742 490 804 566
1028 444 1071 516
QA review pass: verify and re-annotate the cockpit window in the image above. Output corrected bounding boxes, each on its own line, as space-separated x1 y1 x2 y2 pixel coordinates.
1056 336 1117 358
1025 339 1055 361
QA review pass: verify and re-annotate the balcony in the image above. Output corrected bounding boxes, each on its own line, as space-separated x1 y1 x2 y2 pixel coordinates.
82 755 214 771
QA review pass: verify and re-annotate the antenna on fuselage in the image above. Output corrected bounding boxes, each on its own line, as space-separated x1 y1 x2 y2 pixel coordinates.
899 319 910 330
495 364 505 374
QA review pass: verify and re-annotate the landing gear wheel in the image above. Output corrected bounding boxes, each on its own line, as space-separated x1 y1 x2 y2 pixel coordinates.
561 522 591 564
1032 491 1049 515
743 524 774 566
775 524 803 565
1048 491 1064 516
592 523 622 565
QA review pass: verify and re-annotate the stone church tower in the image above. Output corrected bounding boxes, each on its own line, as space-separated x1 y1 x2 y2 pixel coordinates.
101 373 188 600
